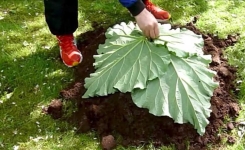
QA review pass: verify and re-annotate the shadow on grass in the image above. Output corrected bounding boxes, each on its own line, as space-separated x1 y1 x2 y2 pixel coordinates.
0 47 100 149
0 45 76 148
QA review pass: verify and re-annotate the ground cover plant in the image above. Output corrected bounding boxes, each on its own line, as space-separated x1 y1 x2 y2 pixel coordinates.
1 0 245 149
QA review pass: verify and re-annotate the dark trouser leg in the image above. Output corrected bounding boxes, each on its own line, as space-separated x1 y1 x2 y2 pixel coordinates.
44 0 78 35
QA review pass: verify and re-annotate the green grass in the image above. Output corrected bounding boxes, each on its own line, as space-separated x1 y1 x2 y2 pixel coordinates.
0 0 245 149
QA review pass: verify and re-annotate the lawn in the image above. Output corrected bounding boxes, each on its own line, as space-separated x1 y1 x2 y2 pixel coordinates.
0 0 245 149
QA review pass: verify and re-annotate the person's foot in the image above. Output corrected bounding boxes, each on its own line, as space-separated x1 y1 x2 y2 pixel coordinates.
56 34 82 67
144 0 171 20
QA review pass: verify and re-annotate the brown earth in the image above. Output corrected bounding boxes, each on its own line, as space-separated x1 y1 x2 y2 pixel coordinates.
44 20 240 150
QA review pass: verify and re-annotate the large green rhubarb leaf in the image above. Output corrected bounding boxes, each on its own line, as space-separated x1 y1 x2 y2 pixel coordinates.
83 22 170 98
132 55 218 135
83 21 218 135
154 24 204 58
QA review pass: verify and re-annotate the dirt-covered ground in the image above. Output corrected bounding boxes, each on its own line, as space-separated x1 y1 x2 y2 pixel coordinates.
44 20 240 150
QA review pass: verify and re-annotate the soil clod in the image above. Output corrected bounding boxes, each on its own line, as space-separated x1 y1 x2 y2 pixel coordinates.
101 135 117 150
45 99 63 119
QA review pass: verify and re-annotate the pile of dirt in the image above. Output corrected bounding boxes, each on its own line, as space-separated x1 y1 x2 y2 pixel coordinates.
44 20 240 150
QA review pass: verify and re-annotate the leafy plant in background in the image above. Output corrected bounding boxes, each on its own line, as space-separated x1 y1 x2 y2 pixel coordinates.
82 22 219 135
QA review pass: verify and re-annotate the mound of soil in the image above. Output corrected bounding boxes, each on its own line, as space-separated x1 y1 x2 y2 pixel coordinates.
44 20 240 150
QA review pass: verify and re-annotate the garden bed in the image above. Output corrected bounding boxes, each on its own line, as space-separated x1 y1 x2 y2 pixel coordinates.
44 20 240 150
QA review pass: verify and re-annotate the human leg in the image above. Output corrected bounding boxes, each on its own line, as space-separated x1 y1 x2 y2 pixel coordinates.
44 0 78 35
44 0 82 67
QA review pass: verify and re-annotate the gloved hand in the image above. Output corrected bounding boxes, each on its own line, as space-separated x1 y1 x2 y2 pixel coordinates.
135 8 159 39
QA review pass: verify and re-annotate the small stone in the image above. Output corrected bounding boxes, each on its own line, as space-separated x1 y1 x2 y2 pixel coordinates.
101 135 116 150
227 122 234 130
